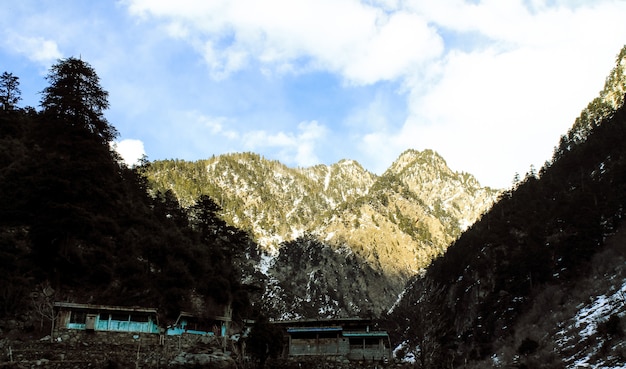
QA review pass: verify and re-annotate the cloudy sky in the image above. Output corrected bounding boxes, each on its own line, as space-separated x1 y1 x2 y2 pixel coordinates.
2 1 626 189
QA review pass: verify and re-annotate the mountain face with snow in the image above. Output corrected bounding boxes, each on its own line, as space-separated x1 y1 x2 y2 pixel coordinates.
144 149 499 318
385 45 626 369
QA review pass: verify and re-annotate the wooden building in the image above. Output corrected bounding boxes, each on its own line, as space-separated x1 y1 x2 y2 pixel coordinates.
274 318 391 362
54 302 160 334
166 311 230 336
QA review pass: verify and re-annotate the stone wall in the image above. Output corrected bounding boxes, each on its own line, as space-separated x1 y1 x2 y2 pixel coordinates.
1 329 237 368
1 329 402 369
267 356 406 369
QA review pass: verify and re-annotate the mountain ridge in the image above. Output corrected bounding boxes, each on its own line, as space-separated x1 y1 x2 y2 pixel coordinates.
143 148 500 317
145 148 498 253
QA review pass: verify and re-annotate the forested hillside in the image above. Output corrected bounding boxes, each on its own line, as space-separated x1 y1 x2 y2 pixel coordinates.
388 45 626 369
144 148 499 318
0 59 254 325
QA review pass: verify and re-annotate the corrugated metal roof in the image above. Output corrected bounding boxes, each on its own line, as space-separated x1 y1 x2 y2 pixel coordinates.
287 326 342 333
342 331 389 337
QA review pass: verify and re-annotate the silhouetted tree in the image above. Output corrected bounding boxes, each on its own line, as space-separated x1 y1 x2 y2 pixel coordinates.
189 194 225 238
0 72 21 110
40 57 117 143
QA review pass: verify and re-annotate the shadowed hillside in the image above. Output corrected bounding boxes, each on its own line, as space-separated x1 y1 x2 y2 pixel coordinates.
0 59 254 327
387 45 626 369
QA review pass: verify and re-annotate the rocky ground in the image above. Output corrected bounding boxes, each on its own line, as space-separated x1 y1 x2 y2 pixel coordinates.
0 324 237 369
1 338 236 368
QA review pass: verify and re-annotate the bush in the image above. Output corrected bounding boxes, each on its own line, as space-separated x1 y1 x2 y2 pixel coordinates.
518 338 539 355
599 314 623 338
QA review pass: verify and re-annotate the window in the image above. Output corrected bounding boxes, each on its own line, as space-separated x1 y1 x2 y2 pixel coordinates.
110 313 129 321
130 314 150 323
291 332 318 340
70 311 86 324
349 338 363 348
317 331 338 339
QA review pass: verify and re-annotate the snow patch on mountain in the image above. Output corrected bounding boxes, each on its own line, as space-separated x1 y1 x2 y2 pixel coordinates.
558 277 626 369
256 252 276 276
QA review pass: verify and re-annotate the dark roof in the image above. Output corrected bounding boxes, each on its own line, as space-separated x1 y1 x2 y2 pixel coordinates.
174 311 232 324
343 331 389 337
287 326 343 333
272 318 371 327
53 302 157 314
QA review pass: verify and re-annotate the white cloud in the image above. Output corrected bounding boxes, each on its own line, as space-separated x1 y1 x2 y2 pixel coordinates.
243 120 328 167
160 110 327 167
363 0 626 188
114 139 146 167
343 11 443 84
123 0 443 84
193 112 239 140
4 34 62 64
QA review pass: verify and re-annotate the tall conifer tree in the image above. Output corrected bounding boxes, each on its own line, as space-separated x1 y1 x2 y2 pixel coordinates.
40 57 117 143
0 72 21 110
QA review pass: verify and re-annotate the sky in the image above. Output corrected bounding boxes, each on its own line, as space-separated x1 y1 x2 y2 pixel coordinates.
2 0 626 189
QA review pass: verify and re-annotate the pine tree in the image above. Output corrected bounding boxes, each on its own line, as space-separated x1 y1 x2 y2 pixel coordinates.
0 72 21 111
40 57 117 143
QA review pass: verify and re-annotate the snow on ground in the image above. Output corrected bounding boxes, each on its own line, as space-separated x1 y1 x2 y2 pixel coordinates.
393 341 416 363
558 277 626 369
386 288 407 315
574 279 626 339
256 252 276 276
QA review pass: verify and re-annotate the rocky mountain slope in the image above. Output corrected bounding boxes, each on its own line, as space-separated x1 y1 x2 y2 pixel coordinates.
387 45 626 369
144 149 500 318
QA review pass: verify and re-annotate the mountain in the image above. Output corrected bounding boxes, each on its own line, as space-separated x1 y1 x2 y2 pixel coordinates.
569 46 626 144
143 149 500 318
387 45 626 369
4 45 626 369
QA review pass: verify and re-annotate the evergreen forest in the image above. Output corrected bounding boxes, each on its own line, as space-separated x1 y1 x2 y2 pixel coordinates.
0 58 256 323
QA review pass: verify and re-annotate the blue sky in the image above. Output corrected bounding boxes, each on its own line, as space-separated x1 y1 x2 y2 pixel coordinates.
2 0 626 189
